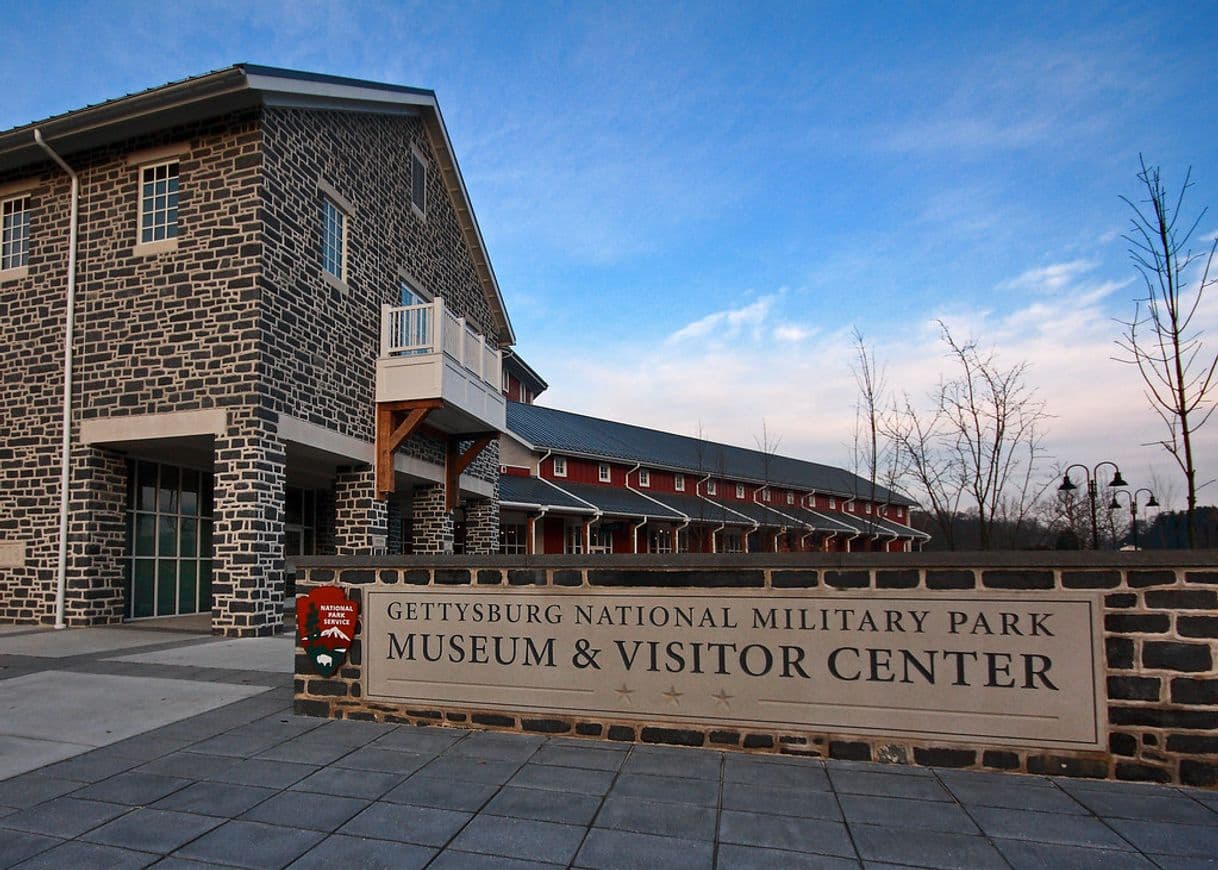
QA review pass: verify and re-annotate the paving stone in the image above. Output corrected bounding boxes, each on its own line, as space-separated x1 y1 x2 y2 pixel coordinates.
82 807 223 853
850 823 1007 869
1142 855 1218 870
449 814 585 865
575 827 714 870
370 727 463 755
151 781 278 817
1105 818 1218 858
838 793 979 834
255 739 356 765
941 778 1087 813
994 839 1157 869
549 736 630 753
530 745 626 771
724 755 831 790
720 809 854 857
241 790 370 831
1072 789 1218 824
609 773 719 806
12 839 158 869
721 781 840 820
74 772 193 806
173 819 326 868
828 768 952 801
594 795 716 839
483 785 601 825
136 752 239 781
289 767 406 800
0 829 62 866
447 734 542 762
339 801 471 846
287 833 435 869
969 806 1132 849
186 732 285 758
381 774 498 812
202 757 317 788
418 756 524 786
41 752 144 783
0 774 81 808
427 849 562 869
0 796 130 838
508 762 615 795
825 758 932 776
309 719 398 746
716 843 860 869
620 747 721 780
331 746 429 774
91 735 194 762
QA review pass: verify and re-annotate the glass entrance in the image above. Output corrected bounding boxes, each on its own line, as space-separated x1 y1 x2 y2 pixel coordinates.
125 460 214 618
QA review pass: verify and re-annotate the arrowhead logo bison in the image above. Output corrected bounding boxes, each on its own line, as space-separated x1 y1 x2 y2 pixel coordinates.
297 586 359 677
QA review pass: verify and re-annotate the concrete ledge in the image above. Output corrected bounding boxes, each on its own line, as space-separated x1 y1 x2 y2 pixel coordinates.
81 409 229 444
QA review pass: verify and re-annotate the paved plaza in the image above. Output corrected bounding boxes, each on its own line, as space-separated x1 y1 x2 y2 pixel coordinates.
1 623 1217 869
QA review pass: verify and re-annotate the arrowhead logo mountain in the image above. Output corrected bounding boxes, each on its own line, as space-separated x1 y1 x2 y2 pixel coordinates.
297 586 359 677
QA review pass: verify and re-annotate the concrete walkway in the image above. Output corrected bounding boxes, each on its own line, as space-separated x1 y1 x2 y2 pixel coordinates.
2 624 1217 868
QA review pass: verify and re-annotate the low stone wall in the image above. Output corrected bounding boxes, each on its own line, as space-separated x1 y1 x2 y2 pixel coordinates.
293 552 1218 787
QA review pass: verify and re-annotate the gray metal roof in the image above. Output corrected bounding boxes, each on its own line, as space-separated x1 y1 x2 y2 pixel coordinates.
498 475 592 512
640 492 754 526
552 482 684 520
507 402 917 506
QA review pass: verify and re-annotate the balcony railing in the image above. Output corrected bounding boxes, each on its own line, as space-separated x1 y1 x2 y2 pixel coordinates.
377 298 505 432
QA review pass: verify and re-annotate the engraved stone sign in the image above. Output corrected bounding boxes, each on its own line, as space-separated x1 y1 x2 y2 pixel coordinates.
364 588 1104 749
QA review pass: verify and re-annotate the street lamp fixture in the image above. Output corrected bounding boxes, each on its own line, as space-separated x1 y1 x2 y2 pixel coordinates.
1057 461 1128 550
1109 488 1159 550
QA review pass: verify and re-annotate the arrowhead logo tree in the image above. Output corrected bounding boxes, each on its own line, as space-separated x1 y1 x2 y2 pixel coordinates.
296 586 359 677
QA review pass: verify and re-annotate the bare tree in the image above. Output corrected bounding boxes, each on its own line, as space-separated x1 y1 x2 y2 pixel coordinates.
1115 156 1218 548
885 323 1050 550
849 329 893 546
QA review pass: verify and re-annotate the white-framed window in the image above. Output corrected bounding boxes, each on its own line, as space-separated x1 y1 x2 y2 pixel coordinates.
786 492 795 505
502 370 510 393
829 497 837 510
564 522 584 554
410 147 428 218
598 463 611 483
1 196 30 271
735 484 745 499
638 468 650 487
865 503 872 514
707 480 717 496
650 527 673 554
139 161 179 245
674 473 685 492
552 456 567 477
762 488 770 502
722 530 743 553
677 528 690 553
500 524 527 555
322 196 347 281
589 526 613 553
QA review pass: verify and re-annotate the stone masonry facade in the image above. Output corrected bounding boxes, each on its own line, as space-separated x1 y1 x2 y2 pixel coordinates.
293 553 1218 788
1 96 504 631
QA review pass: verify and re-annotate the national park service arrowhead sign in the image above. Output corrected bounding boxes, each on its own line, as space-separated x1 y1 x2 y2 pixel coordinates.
297 586 359 677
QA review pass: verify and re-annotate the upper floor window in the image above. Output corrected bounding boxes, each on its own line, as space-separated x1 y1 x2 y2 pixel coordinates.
410 147 428 218
735 484 745 499
707 480 717 496
865 503 873 514
762 488 770 502
552 456 567 477
322 196 347 281
1 196 30 271
828 497 837 510
786 492 795 505
140 161 179 244
638 468 650 487
674 473 685 492
598 463 611 483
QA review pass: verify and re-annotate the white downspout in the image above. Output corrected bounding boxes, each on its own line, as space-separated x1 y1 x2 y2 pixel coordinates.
36 129 80 632
530 506 549 555
631 518 648 554
845 532 860 553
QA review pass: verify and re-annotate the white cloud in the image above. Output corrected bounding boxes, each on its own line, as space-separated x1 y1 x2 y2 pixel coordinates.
773 324 813 342
665 296 775 344
998 259 1100 294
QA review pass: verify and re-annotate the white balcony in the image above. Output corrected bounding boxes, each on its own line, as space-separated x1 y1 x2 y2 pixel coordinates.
376 298 505 433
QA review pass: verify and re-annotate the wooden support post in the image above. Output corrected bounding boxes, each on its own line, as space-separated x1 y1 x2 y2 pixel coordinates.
444 431 497 511
374 399 442 497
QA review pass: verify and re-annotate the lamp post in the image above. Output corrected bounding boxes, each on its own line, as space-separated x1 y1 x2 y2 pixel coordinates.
1109 488 1159 550
1058 462 1128 550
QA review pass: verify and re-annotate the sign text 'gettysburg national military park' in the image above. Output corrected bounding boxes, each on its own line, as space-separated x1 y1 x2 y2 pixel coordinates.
364 590 1104 749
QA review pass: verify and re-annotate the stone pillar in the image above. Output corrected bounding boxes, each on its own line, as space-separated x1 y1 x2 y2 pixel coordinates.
464 495 500 555
212 412 285 637
411 483 454 553
64 446 128 625
334 465 388 554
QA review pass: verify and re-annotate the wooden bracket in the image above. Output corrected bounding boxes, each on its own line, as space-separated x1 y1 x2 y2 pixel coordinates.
445 432 498 510
375 399 442 497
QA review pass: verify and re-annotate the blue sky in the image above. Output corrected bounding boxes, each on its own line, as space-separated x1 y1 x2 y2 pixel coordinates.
3 2 1216 506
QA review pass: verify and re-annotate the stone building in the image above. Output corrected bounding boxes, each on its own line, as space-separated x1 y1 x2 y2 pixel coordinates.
0 65 514 635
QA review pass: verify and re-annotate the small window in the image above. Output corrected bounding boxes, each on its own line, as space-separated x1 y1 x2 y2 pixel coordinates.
139 161 179 244
762 488 770 502
786 492 794 505
865 503 873 514
735 484 745 499
553 456 567 477
322 196 348 281
674 473 685 492
707 480 717 496
1 196 30 271
410 149 427 217
563 522 584 554
598 463 611 483
638 469 650 488
829 497 837 510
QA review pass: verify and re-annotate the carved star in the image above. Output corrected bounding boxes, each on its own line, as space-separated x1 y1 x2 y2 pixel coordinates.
613 684 635 704
661 685 684 705
711 688 733 709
